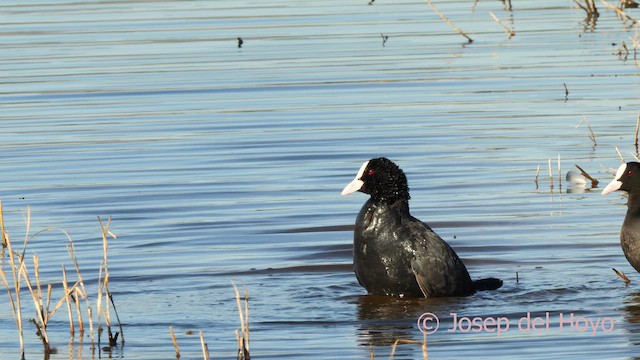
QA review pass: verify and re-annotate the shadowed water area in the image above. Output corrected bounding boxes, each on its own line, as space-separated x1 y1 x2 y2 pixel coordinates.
2 0 640 359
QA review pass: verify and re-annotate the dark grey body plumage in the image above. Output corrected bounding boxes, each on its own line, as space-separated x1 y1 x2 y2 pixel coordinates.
602 162 640 274
354 198 475 297
343 157 501 298
621 194 640 272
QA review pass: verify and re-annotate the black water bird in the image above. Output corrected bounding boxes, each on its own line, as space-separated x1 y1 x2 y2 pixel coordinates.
602 162 640 273
341 157 503 298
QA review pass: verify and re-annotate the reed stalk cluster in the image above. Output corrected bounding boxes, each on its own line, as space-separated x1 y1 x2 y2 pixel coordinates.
0 201 123 358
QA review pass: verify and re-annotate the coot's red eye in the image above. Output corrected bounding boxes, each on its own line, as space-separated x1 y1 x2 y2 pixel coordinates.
629 170 633 177
368 169 375 175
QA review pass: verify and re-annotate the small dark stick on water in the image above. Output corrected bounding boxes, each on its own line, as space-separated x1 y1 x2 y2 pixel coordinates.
169 326 180 359
574 164 599 187
237 37 244 48
425 0 473 43
613 268 631 285
635 114 640 153
548 158 554 189
563 83 569 100
516 271 519 283
381 33 389 46
534 164 540 189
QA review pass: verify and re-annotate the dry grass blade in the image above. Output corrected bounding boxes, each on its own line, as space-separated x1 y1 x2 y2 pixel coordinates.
425 0 473 43
613 268 631 284
574 164 599 187
558 154 562 188
0 201 25 358
20 254 77 355
615 146 625 162
96 216 123 347
577 115 597 145
635 114 640 152
489 11 515 38
389 335 428 360
66 239 92 340
535 164 540 188
599 0 637 22
548 158 554 189
199 331 210 360
62 265 75 336
169 326 181 359
575 0 599 15
233 282 250 360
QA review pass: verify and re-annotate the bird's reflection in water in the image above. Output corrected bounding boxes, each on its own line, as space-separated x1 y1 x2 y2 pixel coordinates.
624 290 640 352
353 294 469 350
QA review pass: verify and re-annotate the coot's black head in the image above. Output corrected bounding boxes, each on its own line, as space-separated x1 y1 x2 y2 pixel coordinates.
602 162 640 195
341 157 410 202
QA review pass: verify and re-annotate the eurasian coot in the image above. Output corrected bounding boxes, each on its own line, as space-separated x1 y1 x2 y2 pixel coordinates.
341 157 502 298
602 162 640 273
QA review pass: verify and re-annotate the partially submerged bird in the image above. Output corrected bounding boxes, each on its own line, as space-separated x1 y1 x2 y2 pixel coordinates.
602 162 640 273
341 157 502 298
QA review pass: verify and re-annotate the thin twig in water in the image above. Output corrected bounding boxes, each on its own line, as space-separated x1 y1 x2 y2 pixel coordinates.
564 83 569 99
575 164 599 187
575 0 599 15
0 203 25 359
62 265 74 337
556 156 561 185
600 0 637 23
489 11 515 38
577 116 597 145
169 326 180 359
613 268 631 284
616 146 625 162
635 114 640 153
199 331 210 360
233 282 250 360
548 158 554 189
389 334 428 360
535 164 540 188
425 0 473 43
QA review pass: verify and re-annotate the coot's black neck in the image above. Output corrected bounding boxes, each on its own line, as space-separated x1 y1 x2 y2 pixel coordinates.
626 194 640 219
371 196 410 215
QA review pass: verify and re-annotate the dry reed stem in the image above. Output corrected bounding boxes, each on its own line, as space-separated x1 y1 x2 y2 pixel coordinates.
577 116 597 145
558 155 562 188
535 164 540 188
613 268 631 284
575 0 599 15
389 334 428 360
0 201 25 358
20 254 76 354
548 158 554 189
489 11 515 38
616 146 625 162
635 114 640 150
600 0 637 22
425 0 473 43
169 326 180 358
233 282 250 359
574 164 599 187
199 331 210 360
96 216 122 347
62 265 75 337
66 239 91 338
